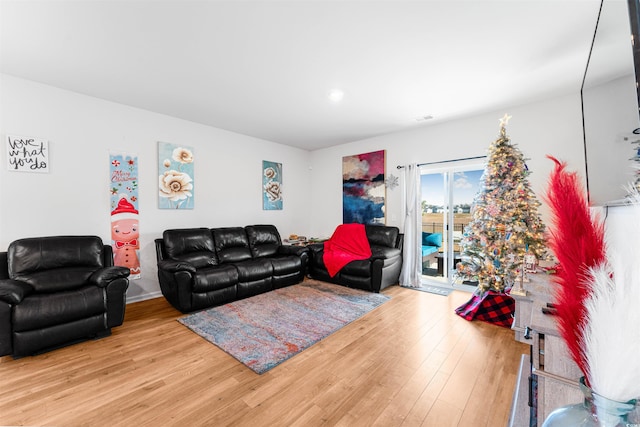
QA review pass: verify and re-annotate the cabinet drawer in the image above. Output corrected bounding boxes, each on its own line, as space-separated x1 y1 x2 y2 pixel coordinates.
535 372 582 424
533 332 582 380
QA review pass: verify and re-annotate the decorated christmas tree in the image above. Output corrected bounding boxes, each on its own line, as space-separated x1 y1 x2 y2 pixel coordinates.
456 114 546 294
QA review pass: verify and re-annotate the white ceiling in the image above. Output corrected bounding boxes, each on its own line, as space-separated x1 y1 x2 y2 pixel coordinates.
0 0 619 150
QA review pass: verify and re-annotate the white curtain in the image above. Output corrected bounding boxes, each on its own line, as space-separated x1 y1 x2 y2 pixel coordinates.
399 163 422 288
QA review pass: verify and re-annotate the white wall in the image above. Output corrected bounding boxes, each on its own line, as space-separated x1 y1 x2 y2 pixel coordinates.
601 203 638 254
4 74 632 302
308 92 587 238
583 73 640 205
0 74 312 301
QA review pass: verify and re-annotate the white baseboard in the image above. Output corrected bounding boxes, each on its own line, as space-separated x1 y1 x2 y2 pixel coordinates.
126 291 163 304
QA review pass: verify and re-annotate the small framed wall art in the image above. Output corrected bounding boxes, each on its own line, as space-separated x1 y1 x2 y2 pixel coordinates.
263 160 282 210
158 142 194 209
6 134 49 173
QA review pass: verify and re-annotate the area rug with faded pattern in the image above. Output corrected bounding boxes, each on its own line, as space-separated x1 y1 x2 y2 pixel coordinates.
177 280 390 374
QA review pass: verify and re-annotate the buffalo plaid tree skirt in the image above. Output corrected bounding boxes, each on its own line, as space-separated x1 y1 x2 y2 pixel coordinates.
455 291 515 328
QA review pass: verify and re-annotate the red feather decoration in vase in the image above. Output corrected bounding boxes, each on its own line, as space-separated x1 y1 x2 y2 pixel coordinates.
543 156 606 378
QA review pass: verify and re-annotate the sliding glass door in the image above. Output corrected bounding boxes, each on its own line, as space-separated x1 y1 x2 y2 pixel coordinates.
420 164 483 286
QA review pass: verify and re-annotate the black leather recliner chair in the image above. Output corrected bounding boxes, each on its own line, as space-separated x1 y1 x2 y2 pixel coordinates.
155 224 308 313
0 235 130 358
307 225 403 292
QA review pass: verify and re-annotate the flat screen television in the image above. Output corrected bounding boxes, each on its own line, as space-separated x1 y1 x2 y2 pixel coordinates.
629 0 640 122
581 0 640 205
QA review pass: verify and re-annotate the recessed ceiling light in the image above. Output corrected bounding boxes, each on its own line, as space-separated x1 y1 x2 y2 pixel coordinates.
328 89 344 102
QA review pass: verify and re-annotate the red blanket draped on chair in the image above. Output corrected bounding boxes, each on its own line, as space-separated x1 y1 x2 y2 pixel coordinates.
323 224 372 277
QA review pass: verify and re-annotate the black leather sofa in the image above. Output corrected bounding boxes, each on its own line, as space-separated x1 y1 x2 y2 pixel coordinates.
307 225 403 292
155 224 308 313
0 236 130 358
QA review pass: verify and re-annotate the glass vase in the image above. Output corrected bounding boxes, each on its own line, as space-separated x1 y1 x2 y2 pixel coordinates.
542 377 639 427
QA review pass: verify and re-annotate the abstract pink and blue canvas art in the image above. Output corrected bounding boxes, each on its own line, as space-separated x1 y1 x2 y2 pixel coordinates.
342 149 385 224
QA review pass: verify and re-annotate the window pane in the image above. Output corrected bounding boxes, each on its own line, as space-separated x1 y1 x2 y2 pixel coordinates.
420 173 444 277
420 167 483 283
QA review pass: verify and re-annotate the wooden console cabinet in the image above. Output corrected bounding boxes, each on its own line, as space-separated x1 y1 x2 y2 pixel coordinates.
509 274 582 427
510 274 640 426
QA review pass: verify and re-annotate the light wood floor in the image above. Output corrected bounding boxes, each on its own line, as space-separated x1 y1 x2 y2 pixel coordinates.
0 283 528 427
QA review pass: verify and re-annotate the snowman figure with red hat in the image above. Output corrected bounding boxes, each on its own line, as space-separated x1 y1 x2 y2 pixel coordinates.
111 196 140 278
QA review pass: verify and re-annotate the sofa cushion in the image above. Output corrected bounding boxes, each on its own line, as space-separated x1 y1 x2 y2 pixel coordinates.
174 252 218 269
192 265 239 293
270 256 302 276
245 225 281 258
15 267 99 293
337 274 372 291
371 246 402 260
8 236 105 287
365 225 399 248
12 285 106 332
163 228 218 268
422 245 439 257
213 227 252 263
422 232 442 247
234 258 273 281
339 259 370 277
13 315 107 358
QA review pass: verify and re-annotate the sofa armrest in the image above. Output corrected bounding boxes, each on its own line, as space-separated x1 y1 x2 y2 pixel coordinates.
0 279 33 304
154 238 167 262
306 242 324 254
105 277 129 328
157 259 197 274
0 252 8 280
89 266 131 288
0 300 11 356
278 245 309 257
370 246 402 261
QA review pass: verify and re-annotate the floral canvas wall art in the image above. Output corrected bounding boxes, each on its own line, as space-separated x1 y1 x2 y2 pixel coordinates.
110 153 140 279
263 160 282 210
342 150 386 224
158 142 194 209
